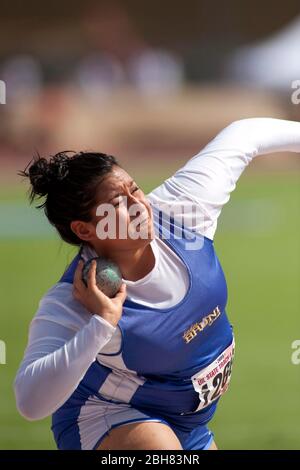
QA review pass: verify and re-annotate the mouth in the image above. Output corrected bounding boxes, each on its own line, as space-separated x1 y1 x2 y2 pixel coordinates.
136 219 149 231
137 208 152 227
132 207 153 234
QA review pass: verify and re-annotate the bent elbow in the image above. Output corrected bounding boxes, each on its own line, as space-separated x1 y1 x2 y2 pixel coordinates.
15 398 42 421
14 377 46 421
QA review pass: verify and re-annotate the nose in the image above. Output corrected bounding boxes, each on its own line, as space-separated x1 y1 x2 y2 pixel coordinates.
124 188 148 219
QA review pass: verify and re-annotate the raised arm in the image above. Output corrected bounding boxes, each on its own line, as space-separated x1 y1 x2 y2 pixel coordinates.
148 118 300 239
14 313 116 421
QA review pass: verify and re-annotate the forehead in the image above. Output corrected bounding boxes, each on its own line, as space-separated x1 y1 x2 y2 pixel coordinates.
96 166 134 199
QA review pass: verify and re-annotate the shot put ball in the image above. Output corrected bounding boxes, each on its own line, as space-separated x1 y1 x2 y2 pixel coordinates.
82 257 122 298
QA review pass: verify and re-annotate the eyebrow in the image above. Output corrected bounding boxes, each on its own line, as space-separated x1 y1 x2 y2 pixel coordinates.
107 180 136 202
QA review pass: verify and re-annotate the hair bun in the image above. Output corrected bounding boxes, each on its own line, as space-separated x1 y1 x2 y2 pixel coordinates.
25 152 70 198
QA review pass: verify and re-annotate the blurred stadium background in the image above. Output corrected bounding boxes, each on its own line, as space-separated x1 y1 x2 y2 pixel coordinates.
0 0 299 449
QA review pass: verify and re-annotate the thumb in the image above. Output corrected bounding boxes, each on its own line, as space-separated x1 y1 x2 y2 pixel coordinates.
115 283 127 303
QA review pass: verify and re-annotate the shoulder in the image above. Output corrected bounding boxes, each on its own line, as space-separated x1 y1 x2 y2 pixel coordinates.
33 282 91 332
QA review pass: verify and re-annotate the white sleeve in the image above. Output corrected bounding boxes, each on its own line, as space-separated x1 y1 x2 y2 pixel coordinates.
14 314 116 421
148 118 300 239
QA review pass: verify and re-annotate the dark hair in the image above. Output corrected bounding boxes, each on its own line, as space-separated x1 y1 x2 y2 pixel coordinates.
19 151 119 245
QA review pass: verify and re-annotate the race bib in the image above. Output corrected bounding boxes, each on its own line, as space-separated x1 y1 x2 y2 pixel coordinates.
185 339 235 414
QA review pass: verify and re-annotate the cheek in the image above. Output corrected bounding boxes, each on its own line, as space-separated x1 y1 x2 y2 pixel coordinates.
94 207 129 239
117 204 130 219
115 206 130 233
131 197 151 218
112 199 152 237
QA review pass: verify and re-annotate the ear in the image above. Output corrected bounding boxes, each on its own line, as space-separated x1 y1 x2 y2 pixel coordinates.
70 220 95 242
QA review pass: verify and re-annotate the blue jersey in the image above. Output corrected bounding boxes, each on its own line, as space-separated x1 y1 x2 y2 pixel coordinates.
52 208 234 437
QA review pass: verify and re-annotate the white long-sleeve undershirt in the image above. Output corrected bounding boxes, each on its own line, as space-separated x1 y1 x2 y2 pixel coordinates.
148 118 300 239
14 118 300 421
14 307 116 420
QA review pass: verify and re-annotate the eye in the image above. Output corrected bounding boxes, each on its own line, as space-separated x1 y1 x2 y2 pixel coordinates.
113 197 122 208
112 186 140 207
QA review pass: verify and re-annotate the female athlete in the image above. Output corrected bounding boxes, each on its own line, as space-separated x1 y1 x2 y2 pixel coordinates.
14 118 300 450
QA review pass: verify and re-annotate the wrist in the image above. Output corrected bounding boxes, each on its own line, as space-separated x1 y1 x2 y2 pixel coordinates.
93 314 117 331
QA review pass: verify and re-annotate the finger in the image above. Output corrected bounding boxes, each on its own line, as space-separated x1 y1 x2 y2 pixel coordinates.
74 259 86 291
87 259 97 290
114 283 127 303
73 279 84 298
73 287 81 300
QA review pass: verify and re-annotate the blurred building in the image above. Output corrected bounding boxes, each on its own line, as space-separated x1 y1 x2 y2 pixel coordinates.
226 15 300 91
0 0 299 172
